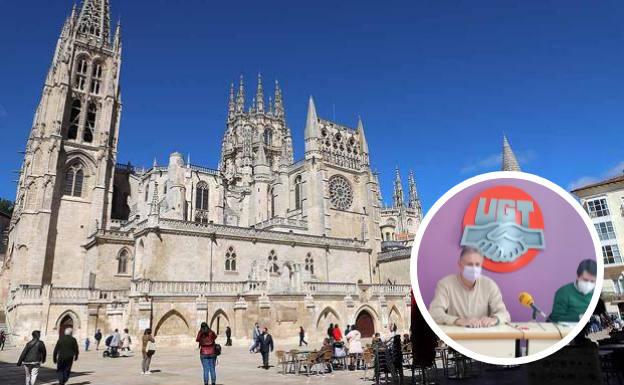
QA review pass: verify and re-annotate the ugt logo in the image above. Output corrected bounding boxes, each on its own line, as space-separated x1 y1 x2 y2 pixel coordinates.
460 185 545 273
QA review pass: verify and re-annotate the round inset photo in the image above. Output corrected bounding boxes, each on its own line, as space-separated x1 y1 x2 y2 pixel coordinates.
410 171 603 365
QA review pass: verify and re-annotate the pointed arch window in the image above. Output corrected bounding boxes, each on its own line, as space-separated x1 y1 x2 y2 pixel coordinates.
64 164 84 197
145 184 149 202
268 250 279 273
117 249 129 275
264 128 273 146
83 102 97 143
75 58 88 91
294 175 303 210
225 246 237 271
90 62 103 95
305 253 314 275
26 183 38 210
195 182 209 224
269 187 276 218
67 99 81 140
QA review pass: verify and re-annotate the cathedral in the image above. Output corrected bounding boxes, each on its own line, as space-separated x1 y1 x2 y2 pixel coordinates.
0 0 423 345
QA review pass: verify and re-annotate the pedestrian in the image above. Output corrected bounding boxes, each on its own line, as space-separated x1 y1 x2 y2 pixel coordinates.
327 323 334 341
298 326 308 346
53 327 79 385
196 322 218 385
345 324 351 335
84 337 90 351
141 328 155 375
225 326 232 346
121 328 132 354
258 327 274 370
249 322 260 353
332 324 343 342
0 330 6 351
110 329 121 356
17 330 46 385
391 334 404 383
346 326 363 369
94 329 102 351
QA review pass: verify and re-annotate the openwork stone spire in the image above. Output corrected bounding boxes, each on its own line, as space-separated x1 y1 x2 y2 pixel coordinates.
408 170 423 219
77 0 111 44
393 167 404 208
227 82 235 120
502 135 521 171
274 80 284 118
255 73 264 113
236 75 245 113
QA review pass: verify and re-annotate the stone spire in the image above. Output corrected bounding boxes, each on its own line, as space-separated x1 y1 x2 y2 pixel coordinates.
356 116 369 154
77 0 111 44
255 73 264 113
408 170 423 218
113 19 122 52
502 135 521 171
304 96 319 140
227 82 235 120
255 141 268 166
393 167 405 208
274 80 284 118
235 74 245 113
148 182 160 225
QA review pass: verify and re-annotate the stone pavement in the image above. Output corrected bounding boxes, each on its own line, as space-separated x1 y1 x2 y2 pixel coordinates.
0 343 373 385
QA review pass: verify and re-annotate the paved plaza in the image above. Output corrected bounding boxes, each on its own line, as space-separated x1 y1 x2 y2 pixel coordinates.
0 341 536 385
0 342 373 385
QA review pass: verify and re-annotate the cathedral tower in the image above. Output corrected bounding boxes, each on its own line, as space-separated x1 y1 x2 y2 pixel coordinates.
7 0 122 288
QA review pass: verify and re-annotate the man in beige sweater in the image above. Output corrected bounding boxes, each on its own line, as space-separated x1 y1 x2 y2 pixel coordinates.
429 246 510 328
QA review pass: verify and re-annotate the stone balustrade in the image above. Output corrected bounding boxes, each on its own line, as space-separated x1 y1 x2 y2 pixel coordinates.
131 280 267 297
303 281 358 295
255 216 308 230
358 283 411 296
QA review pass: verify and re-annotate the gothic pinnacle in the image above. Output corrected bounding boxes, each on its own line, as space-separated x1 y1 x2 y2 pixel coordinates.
236 74 245 113
502 135 521 171
228 82 235 120
256 73 264 113
274 80 284 118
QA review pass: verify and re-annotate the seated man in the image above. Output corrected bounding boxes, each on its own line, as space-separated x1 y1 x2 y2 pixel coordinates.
429 246 510 327
549 259 597 322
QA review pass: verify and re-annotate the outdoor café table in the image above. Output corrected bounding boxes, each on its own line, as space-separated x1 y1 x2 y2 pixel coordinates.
439 324 523 358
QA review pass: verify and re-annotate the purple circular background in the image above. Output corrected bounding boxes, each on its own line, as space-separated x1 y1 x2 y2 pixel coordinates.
416 178 598 322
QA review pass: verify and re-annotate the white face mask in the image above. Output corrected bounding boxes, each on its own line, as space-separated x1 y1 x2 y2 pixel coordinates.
577 280 595 295
462 265 482 282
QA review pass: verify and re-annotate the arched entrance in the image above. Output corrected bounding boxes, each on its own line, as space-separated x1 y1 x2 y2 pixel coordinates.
59 314 74 337
210 310 230 336
355 310 375 338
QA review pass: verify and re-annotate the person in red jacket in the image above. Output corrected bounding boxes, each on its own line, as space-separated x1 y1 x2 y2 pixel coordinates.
196 322 217 385
332 325 343 342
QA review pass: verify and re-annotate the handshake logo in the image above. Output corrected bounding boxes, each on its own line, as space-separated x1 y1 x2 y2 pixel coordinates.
461 221 545 262
461 195 545 264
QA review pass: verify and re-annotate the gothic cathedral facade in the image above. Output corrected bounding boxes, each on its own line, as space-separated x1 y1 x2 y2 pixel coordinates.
1 0 422 344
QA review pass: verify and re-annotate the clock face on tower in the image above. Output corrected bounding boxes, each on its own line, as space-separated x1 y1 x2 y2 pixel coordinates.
329 174 353 210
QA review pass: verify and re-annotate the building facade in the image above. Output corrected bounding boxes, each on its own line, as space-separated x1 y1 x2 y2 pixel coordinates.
0 0 421 345
572 175 624 317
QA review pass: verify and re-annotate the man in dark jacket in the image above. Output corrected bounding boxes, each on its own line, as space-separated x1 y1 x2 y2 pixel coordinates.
225 326 232 346
257 327 274 369
17 330 47 385
53 328 79 385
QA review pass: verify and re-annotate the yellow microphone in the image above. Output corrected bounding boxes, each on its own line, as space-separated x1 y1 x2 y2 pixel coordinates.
518 291 547 319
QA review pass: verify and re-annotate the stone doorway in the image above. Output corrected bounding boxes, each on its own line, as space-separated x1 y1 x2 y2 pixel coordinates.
59 314 74 337
355 310 374 338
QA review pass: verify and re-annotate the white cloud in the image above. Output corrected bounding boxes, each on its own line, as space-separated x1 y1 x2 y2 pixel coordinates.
568 161 624 190
460 150 536 175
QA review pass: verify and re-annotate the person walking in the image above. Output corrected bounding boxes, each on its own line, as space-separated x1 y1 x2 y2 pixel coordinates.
141 328 155 375
110 329 121 356
258 327 274 370
225 326 232 346
17 330 46 385
196 322 218 385
298 326 308 347
346 326 363 369
0 330 6 351
53 328 79 385
121 328 132 355
84 337 90 352
94 329 102 351
249 322 261 353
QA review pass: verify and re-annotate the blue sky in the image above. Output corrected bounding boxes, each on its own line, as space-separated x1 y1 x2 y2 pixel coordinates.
1 0 623 211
